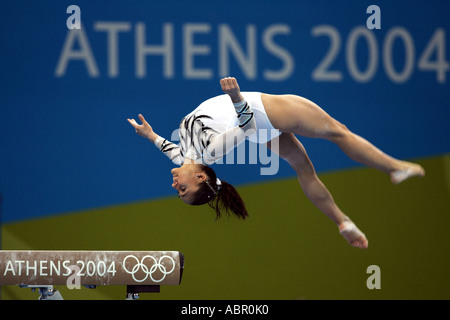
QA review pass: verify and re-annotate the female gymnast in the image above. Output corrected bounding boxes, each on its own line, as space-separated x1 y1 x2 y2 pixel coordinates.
127 77 424 249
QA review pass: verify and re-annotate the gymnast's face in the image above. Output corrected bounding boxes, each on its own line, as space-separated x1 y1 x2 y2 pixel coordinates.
171 165 206 204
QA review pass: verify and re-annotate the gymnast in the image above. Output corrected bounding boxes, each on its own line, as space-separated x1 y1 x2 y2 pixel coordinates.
127 77 424 249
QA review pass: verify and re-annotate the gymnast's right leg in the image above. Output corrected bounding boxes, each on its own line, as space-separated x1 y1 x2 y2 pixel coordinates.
267 133 368 249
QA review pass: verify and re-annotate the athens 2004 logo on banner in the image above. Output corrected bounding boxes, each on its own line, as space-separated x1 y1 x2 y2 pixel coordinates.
0 251 183 286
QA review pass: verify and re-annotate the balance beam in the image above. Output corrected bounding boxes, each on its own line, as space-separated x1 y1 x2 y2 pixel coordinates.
0 250 184 287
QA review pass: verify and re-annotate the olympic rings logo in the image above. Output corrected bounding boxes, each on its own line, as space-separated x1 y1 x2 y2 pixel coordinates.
122 255 176 283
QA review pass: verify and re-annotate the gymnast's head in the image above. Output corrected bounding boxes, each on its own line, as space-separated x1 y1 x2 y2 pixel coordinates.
171 164 249 220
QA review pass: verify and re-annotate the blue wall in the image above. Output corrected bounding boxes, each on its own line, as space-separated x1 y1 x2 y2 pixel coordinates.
1 0 449 222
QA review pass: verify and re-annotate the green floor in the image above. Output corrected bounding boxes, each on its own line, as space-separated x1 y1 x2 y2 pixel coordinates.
2 154 449 300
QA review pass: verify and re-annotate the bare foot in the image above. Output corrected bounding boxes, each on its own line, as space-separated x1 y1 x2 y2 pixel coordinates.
339 220 368 249
390 162 425 184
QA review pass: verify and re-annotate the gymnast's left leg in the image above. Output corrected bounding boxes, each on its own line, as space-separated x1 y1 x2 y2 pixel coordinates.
267 133 368 249
262 94 425 184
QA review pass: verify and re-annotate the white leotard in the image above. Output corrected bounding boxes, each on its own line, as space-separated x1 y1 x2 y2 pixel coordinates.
154 92 281 166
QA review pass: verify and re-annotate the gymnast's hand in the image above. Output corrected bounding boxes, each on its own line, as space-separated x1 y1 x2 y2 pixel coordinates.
127 114 158 142
220 77 244 104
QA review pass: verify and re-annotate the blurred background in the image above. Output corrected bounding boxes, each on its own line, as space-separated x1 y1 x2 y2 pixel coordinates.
0 0 449 299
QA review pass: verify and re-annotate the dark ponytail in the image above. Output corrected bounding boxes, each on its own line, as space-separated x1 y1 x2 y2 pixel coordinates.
191 165 249 220
209 179 249 220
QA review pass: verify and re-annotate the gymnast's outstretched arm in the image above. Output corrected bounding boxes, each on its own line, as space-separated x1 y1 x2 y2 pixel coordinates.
127 114 183 165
